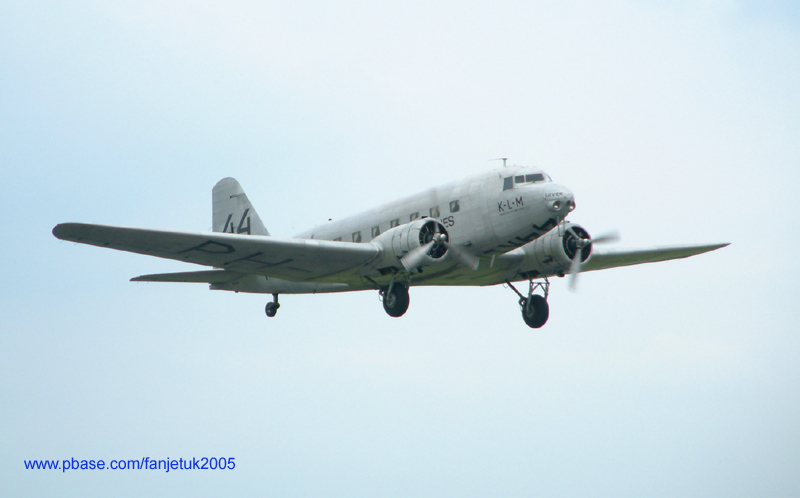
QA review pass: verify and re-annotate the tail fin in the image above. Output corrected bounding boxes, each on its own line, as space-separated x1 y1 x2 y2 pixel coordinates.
212 178 269 235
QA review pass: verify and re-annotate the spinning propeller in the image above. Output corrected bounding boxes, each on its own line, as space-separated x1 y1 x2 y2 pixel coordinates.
567 227 620 290
400 222 479 272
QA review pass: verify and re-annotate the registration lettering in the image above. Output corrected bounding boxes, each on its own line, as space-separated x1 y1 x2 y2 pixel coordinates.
221 210 252 234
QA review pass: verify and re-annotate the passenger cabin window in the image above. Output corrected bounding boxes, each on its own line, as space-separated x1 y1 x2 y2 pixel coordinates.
390 219 400 228
352 231 362 243
430 206 440 218
371 226 380 238
449 200 460 213
333 237 342 242
410 212 419 221
503 177 514 191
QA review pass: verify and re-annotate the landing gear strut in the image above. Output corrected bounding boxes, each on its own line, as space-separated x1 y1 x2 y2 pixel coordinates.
265 293 280 317
380 281 409 317
506 279 550 328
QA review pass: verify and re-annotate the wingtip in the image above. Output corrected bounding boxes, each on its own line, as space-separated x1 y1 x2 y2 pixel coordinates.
690 242 730 256
52 223 67 239
695 242 730 252
52 222 83 241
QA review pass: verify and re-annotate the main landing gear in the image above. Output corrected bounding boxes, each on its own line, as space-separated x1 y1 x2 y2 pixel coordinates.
265 293 280 317
506 278 550 328
380 281 410 317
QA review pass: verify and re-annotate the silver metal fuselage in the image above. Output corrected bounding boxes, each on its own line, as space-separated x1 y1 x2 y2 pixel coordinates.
297 166 572 254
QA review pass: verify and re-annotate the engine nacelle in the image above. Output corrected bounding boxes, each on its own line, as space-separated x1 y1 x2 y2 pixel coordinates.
517 222 592 277
370 218 449 271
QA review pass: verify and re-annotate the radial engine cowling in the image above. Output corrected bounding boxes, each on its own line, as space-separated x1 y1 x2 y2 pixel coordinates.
518 223 592 276
371 218 449 270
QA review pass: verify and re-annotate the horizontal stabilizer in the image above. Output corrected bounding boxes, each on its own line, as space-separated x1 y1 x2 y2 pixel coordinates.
582 243 729 272
131 270 241 283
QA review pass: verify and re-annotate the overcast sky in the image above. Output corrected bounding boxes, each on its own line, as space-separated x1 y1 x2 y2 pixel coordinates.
2 1 798 496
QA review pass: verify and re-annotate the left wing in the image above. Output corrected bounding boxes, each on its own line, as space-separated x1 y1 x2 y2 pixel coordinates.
581 243 729 272
52 223 379 282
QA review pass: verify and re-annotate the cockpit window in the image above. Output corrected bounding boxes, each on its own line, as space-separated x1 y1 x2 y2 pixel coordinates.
526 173 544 183
505 172 549 190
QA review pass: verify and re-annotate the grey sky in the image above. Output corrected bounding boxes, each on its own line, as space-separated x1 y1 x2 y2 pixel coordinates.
2 1 798 496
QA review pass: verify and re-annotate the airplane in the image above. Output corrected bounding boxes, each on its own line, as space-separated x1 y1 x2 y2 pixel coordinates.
52 164 728 328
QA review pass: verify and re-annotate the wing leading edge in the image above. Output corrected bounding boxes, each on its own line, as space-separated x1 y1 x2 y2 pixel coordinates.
53 223 379 282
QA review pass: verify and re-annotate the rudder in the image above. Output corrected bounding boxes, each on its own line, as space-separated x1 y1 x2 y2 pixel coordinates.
212 178 269 235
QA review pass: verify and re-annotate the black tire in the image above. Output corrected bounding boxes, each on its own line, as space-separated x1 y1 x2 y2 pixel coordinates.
383 284 410 317
521 294 549 328
265 302 279 317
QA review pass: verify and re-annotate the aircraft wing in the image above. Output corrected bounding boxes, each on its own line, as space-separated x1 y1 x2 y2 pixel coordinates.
52 223 380 282
581 243 729 272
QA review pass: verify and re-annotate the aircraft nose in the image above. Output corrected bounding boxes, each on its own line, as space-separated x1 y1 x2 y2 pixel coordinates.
544 184 575 214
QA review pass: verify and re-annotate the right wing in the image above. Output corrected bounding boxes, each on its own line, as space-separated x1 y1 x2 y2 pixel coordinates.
53 223 380 282
581 243 729 272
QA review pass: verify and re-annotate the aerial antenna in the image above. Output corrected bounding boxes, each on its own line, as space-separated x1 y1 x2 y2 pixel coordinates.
490 157 508 167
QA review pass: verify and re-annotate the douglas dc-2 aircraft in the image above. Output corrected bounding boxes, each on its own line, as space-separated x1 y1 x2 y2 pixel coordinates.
53 164 728 328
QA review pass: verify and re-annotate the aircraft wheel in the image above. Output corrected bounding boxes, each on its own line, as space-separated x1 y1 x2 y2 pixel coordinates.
521 294 549 328
383 284 409 317
265 301 280 317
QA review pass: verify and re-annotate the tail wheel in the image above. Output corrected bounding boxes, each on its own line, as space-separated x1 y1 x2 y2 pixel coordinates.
521 294 549 328
265 301 280 317
383 284 410 317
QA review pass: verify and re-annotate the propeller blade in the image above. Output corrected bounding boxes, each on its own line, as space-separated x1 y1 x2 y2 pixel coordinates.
568 245 582 290
589 231 620 244
400 240 435 271
446 242 480 270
